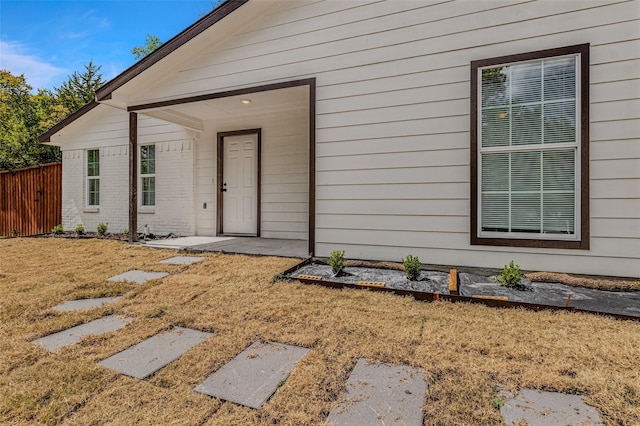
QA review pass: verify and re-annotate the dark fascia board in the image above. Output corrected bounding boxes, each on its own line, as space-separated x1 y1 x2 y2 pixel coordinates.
37 101 100 143
37 0 249 144
95 0 249 101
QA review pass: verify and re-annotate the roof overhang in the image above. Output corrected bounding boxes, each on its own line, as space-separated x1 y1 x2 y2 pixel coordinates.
38 101 100 143
38 0 251 144
95 0 248 102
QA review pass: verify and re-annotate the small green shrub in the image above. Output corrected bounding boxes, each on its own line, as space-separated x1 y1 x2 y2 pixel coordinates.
123 227 129 235
51 224 64 235
328 250 345 276
492 397 505 410
403 255 422 281
495 260 522 288
97 223 108 236
74 223 85 235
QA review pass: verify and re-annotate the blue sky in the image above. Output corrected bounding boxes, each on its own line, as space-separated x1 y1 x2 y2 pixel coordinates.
0 1 217 90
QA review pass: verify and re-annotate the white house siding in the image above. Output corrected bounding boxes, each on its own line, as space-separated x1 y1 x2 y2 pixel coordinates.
194 107 309 239
58 106 196 236
121 0 638 277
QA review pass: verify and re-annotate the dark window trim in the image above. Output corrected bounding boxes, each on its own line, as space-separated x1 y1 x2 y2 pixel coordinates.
470 43 590 250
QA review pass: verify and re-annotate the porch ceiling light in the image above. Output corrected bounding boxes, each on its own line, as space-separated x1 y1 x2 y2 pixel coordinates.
240 99 252 104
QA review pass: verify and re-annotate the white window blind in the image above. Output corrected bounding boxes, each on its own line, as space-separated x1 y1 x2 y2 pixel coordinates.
87 149 100 206
479 55 579 238
140 145 155 207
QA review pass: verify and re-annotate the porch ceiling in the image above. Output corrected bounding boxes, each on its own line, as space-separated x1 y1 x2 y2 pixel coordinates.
140 85 308 130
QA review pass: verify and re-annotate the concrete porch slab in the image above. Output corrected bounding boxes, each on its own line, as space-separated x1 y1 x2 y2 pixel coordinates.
194 341 310 409
99 327 212 379
500 388 603 425
159 256 204 265
34 315 132 352
54 296 122 312
327 358 428 426
144 236 235 249
189 237 308 258
107 270 169 284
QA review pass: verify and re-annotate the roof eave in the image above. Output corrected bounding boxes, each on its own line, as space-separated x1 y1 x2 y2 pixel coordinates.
37 0 250 144
37 101 100 143
95 0 249 101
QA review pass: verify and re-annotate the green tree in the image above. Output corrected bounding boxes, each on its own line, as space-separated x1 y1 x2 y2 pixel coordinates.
0 70 60 170
132 1 225 59
131 34 163 59
0 62 108 171
55 60 104 113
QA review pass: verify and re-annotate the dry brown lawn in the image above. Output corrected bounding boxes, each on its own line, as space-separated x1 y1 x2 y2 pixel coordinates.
0 238 638 425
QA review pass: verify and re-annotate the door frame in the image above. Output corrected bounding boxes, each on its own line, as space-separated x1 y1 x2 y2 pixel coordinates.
216 128 262 236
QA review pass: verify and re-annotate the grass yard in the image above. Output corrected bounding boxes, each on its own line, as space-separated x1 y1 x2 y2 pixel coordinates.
0 238 638 425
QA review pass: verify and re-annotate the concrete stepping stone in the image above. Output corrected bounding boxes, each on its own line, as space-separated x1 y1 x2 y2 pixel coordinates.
99 327 212 379
54 296 122 312
159 256 204 265
327 358 427 426
500 388 603 425
194 341 310 409
107 270 169 284
34 315 132 352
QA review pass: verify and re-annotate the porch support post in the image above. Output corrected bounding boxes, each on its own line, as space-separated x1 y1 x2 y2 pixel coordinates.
308 79 316 257
128 112 138 243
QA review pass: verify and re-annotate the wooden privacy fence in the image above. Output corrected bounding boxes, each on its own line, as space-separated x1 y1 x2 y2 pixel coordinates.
0 162 62 236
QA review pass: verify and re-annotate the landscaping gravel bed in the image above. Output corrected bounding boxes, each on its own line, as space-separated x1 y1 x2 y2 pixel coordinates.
291 263 640 319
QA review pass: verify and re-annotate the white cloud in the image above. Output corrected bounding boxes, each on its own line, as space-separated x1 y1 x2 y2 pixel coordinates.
0 40 67 90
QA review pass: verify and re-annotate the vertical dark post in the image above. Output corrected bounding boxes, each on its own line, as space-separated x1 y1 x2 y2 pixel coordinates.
308 79 316 257
129 112 138 242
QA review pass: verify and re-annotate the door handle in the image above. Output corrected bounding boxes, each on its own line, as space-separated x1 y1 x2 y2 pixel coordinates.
221 182 227 192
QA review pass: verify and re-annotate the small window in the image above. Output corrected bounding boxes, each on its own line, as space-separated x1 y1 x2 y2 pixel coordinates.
140 145 155 207
87 149 100 206
471 44 589 249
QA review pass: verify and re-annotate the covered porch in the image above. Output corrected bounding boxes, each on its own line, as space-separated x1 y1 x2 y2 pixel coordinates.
126 79 316 257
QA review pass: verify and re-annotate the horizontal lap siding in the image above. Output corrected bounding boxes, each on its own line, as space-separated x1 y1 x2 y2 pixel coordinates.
195 108 309 239
139 0 638 276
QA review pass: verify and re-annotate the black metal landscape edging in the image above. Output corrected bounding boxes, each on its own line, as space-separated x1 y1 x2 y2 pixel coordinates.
278 259 640 322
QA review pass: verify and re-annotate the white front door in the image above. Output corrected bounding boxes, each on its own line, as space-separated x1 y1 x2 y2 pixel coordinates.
222 133 258 235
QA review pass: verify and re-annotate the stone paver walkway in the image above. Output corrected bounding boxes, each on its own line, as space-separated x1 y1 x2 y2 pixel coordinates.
159 256 204 265
500 389 603 425
34 254 611 424
327 358 427 426
195 341 310 409
107 270 169 284
99 327 212 379
35 315 132 352
53 297 122 312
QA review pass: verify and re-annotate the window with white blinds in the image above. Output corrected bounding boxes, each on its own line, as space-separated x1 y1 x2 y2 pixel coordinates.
472 45 589 248
140 145 156 207
87 149 100 207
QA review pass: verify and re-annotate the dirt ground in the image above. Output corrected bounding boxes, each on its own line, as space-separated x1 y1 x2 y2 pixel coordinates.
0 238 638 425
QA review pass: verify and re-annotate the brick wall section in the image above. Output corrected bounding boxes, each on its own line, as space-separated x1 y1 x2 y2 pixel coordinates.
137 137 196 236
60 108 195 236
